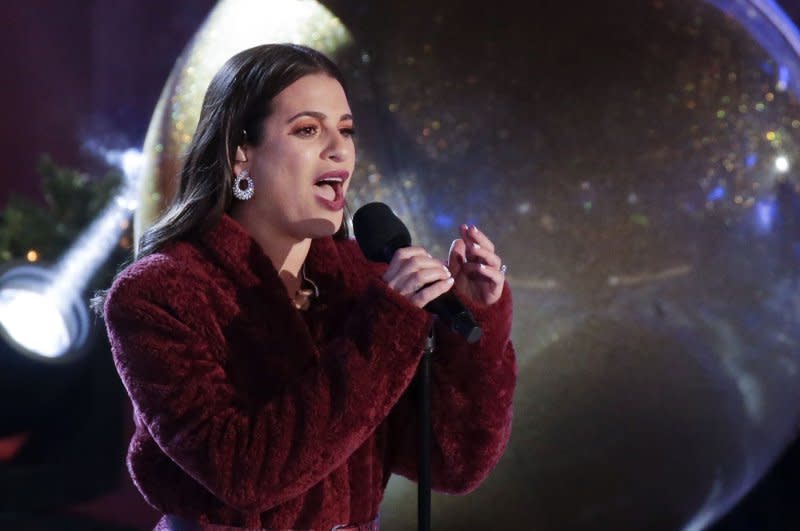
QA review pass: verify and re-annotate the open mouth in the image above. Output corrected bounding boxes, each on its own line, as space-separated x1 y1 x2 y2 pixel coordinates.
313 171 349 206
314 179 343 201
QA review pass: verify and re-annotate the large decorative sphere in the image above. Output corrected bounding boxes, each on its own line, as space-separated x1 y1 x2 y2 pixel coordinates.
137 1 800 529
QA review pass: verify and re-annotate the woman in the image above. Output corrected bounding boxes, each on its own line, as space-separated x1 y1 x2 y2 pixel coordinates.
103 43 516 530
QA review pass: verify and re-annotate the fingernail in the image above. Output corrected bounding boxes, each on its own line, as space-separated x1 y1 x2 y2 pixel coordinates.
472 242 481 249
470 224 478 232
479 263 486 269
447 277 455 284
449 239 458 254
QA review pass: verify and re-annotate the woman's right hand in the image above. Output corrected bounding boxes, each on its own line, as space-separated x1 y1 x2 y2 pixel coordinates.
382 247 455 308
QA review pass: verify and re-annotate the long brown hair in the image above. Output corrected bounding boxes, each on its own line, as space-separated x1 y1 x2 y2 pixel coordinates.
92 44 351 313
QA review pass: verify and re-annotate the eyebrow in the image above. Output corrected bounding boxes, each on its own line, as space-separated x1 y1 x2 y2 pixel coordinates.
286 111 353 123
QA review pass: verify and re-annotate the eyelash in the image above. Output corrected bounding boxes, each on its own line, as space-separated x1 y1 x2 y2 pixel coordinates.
293 125 356 138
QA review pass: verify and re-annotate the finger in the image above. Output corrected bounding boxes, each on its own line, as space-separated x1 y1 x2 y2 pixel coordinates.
410 277 455 308
459 224 470 246
460 261 505 286
461 224 496 253
394 255 450 282
464 243 502 269
386 255 450 290
448 238 467 275
383 246 431 281
396 265 452 296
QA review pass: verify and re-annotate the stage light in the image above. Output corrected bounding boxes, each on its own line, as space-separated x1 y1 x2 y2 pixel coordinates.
0 146 143 525
0 265 89 361
0 145 142 436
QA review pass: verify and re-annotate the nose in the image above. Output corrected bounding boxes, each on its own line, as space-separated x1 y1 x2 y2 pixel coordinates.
322 130 352 163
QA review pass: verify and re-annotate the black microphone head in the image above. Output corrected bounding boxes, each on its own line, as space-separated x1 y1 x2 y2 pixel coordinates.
353 202 412 263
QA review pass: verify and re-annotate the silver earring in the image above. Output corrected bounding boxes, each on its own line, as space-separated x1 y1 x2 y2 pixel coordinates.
233 169 254 200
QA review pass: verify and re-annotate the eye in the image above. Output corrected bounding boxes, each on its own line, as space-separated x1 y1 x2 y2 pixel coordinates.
340 127 356 138
294 125 318 137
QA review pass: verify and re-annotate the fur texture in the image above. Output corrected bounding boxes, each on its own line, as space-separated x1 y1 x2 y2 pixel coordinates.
104 214 516 529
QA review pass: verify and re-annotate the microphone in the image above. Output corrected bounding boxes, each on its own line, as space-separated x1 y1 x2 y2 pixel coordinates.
353 202 482 344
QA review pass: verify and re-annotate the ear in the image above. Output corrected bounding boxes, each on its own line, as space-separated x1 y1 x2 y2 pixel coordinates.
232 146 248 176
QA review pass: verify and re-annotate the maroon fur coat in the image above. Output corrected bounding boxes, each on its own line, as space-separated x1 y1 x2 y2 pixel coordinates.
104 214 516 529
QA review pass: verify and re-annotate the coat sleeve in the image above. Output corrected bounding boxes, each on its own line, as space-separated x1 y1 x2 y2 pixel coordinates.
104 257 432 514
386 281 516 493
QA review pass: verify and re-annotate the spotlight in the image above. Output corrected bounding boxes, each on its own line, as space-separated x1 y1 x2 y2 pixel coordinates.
0 265 90 360
0 146 141 520
0 146 140 435
0 264 91 435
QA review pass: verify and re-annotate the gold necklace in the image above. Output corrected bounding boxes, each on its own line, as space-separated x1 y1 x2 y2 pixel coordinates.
293 264 318 311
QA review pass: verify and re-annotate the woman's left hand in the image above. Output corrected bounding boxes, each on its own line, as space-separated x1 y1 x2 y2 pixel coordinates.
447 224 506 306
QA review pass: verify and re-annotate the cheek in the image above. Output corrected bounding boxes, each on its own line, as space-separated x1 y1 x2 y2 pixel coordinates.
271 142 317 174
349 148 357 173
255 149 295 181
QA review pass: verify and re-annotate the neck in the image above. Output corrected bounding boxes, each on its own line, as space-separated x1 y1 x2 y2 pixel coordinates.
230 208 311 297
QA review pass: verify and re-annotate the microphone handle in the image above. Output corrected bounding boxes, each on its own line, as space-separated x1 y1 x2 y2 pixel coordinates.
424 291 482 344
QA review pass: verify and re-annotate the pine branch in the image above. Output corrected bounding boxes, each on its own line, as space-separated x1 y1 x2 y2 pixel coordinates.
0 155 133 290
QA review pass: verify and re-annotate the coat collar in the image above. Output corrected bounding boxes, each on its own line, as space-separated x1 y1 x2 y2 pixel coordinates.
196 214 346 291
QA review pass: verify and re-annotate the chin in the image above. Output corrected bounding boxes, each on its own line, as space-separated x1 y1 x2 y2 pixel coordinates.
295 215 343 239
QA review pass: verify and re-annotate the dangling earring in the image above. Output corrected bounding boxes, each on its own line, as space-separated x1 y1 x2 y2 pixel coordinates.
232 169 254 200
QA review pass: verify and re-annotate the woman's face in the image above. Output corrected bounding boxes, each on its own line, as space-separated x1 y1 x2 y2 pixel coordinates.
234 73 355 240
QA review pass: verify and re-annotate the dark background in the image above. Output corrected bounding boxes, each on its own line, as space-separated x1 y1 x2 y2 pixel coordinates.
2 0 800 529
0 0 216 205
